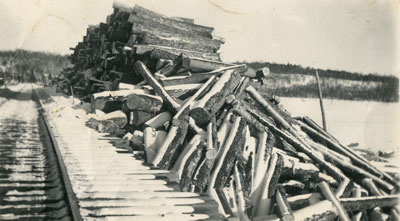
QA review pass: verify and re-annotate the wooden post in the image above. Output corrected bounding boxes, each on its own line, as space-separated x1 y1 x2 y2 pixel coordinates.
315 70 327 131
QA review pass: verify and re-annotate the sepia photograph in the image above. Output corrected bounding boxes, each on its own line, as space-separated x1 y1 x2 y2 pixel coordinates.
0 0 399 220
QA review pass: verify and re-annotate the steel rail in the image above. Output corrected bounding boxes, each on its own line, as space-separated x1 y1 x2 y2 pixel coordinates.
33 87 83 221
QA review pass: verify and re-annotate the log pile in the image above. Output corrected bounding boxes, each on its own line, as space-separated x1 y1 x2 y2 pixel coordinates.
60 3 399 220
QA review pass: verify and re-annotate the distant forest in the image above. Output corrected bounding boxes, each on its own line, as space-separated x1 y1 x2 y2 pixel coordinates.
243 61 399 102
0 50 70 83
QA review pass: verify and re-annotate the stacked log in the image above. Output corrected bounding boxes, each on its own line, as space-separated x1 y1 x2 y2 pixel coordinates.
60 3 399 220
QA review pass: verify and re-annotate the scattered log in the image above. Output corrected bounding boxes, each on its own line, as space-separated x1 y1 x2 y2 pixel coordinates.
190 70 241 125
150 108 190 169
194 122 218 192
275 187 294 221
339 194 400 212
168 134 204 183
233 164 250 221
254 153 283 217
134 61 181 113
180 141 205 192
281 156 320 180
318 181 351 221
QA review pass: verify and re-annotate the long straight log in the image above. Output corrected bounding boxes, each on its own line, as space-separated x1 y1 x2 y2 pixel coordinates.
159 72 221 86
150 108 190 169
340 195 400 212
194 122 218 192
299 120 396 186
233 164 250 221
275 188 294 221
254 115 348 183
190 70 241 125
167 134 204 182
134 61 181 113
129 15 221 50
351 187 363 221
318 181 351 221
180 142 205 192
208 116 244 191
255 153 283 217
133 44 221 61
138 33 216 53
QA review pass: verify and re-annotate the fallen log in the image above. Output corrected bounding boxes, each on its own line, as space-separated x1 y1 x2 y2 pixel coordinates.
143 128 167 162
281 156 320 180
299 120 396 186
134 61 181 113
340 194 400 212
254 153 283 217
275 187 294 221
194 122 218 192
190 70 241 125
214 117 246 190
351 187 363 221
208 116 244 191
318 181 350 221
233 164 250 221
150 108 190 169
168 134 204 183
180 141 205 192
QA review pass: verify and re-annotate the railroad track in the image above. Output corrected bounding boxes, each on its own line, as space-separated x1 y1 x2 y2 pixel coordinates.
0 85 220 220
0 84 76 220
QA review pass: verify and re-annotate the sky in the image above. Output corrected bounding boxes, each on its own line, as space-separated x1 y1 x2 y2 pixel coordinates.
0 0 399 75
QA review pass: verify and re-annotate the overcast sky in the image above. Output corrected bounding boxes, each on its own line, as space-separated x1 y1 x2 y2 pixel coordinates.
0 0 399 75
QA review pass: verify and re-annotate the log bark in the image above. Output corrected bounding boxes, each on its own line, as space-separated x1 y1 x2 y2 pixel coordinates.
150 109 190 169
182 56 238 71
125 93 163 113
168 134 204 183
194 122 218 192
252 130 272 201
131 5 214 38
134 61 181 113
190 70 241 126
159 72 221 86
163 83 202 99
339 194 400 212
208 116 244 191
129 14 221 50
214 117 246 189
180 141 205 192
133 44 221 61
233 164 250 221
138 33 216 53
254 153 283 217
281 156 320 180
